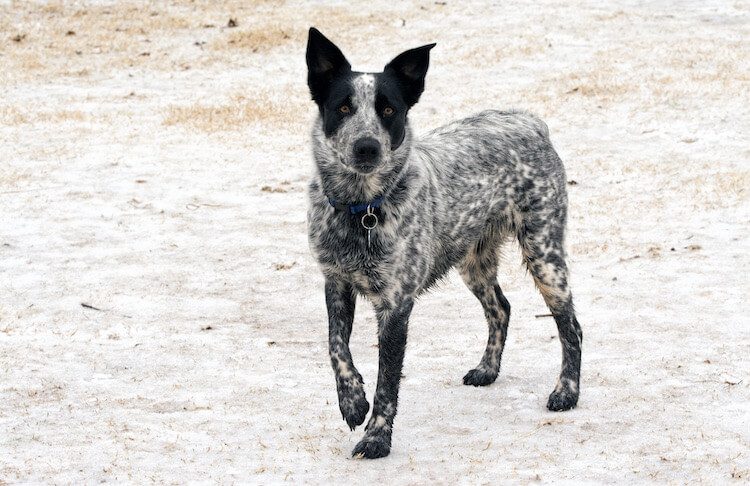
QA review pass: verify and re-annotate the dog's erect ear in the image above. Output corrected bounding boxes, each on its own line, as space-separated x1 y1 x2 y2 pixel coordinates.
384 43 436 107
306 27 351 106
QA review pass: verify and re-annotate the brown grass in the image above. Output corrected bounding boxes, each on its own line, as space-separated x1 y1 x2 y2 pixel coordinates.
0 106 88 125
460 40 545 65
1 2 407 83
0 168 34 187
0 106 27 125
539 38 750 107
208 6 402 55
221 25 294 53
162 92 303 132
1 1 220 80
682 171 750 210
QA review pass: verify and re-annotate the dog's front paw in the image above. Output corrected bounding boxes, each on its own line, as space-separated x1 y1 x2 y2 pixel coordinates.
337 380 370 430
352 433 391 459
547 381 579 411
462 367 498 386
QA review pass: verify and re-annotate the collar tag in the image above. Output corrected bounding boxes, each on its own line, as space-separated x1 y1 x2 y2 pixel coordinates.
362 205 378 248
361 205 379 230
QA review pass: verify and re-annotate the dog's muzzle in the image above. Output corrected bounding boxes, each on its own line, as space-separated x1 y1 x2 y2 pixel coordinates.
351 137 381 173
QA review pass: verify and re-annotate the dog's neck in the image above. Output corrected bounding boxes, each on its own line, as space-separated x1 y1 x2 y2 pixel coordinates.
316 157 411 205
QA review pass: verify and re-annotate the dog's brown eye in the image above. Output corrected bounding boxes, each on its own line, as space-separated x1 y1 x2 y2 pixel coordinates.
383 106 394 117
339 105 350 114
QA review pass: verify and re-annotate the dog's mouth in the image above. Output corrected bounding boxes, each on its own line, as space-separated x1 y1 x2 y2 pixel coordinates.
349 161 378 174
340 156 380 175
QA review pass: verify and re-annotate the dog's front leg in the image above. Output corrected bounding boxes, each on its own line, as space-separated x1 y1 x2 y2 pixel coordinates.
352 298 414 459
325 277 369 430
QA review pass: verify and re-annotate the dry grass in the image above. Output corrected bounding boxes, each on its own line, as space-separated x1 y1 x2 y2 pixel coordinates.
221 25 294 53
2 2 405 82
539 38 750 107
0 106 89 125
162 92 303 132
2 1 229 80
208 6 402 54
423 23 749 120
588 152 750 211
4 0 748 103
459 37 547 66
682 171 750 210
0 106 27 125
0 168 34 187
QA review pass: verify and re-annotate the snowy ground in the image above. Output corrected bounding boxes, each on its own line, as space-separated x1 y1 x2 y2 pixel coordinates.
1 0 749 483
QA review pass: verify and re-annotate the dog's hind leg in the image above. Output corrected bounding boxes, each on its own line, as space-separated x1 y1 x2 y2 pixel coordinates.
458 232 511 387
518 214 583 411
325 276 370 430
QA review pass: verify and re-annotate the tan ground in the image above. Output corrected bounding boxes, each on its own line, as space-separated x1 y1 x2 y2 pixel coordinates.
1 0 749 483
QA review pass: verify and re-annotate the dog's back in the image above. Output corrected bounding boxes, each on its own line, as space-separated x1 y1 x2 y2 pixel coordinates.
410 109 569 285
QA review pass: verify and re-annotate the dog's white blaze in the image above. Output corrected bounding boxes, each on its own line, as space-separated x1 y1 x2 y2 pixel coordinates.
349 73 395 177
351 74 380 135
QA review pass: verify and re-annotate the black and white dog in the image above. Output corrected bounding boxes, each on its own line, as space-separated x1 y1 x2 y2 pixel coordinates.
305 28 582 459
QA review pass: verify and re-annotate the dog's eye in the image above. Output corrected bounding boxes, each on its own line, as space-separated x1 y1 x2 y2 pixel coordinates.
383 106 395 117
339 105 350 114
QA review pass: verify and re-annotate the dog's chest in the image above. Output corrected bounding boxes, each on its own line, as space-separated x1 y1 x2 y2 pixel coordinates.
309 210 403 295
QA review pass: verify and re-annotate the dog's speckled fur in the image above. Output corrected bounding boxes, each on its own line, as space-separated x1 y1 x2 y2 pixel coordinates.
306 28 583 459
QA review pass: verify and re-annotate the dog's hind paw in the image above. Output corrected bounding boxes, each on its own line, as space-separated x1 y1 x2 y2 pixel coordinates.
339 389 370 430
352 434 391 459
462 368 498 387
547 387 578 411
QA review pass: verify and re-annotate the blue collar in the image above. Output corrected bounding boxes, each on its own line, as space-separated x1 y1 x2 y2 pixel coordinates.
328 195 384 214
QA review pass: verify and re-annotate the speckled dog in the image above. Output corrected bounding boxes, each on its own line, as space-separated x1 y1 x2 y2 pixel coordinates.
305 28 583 459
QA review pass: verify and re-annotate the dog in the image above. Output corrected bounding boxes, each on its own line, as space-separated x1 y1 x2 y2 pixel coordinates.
305 27 583 459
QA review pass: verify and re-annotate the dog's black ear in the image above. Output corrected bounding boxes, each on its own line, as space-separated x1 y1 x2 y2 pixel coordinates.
384 43 436 107
306 27 351 106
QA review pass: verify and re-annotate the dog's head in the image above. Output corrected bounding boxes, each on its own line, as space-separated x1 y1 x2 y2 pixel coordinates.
306 27 435 176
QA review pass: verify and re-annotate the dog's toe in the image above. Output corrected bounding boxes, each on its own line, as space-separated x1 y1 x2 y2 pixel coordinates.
339 390 370 430
547 388 578 411
352 434 391 459
462 368 498 386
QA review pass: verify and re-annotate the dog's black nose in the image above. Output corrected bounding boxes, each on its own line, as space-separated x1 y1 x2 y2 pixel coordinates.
353 137 381 167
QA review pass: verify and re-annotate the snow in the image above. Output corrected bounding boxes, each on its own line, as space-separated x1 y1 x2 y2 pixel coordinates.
1 0 748 483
